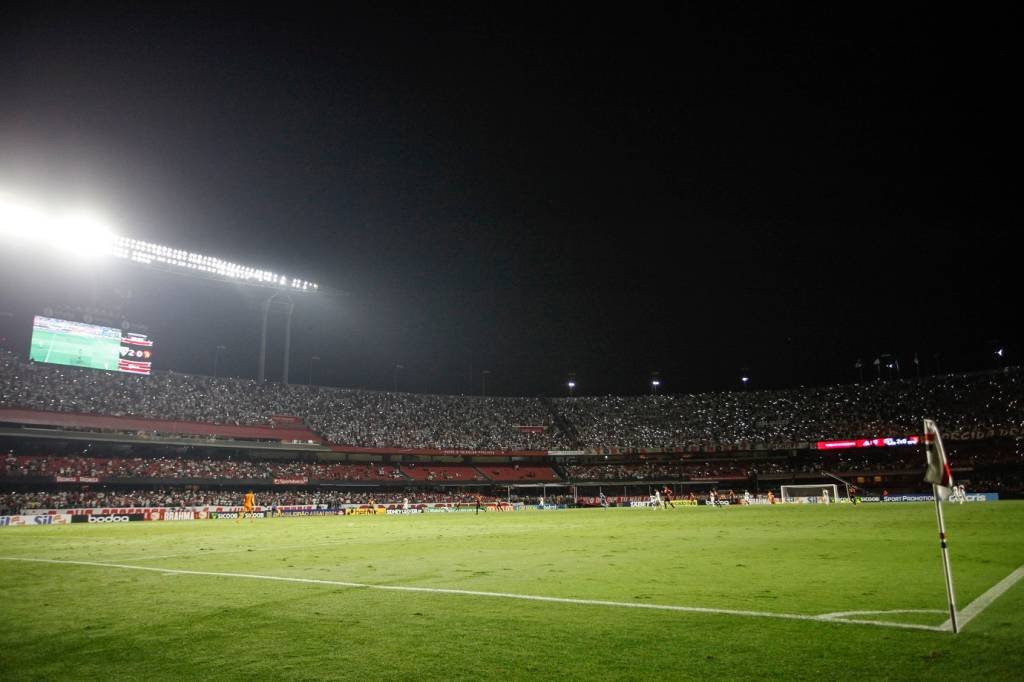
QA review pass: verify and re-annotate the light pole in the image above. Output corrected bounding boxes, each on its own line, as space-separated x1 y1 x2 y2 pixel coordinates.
258 291 295 384
482 369 491 397
393 364 405 392
651 371 661 394
308 355 320 385
567 374 576 398
0 312 12 350
213 344 227 377
741 375 750 390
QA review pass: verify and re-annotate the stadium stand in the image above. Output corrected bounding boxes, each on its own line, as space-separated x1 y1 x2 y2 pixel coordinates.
2 349 1022 512
399 463 486 481
3 350 1021 451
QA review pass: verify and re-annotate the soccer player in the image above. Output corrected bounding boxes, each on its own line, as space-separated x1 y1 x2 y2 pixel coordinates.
651 489 662 509
662 486 674 509
475 494 485 515
707 489 717 507
599 490 608 509
237 490 255 524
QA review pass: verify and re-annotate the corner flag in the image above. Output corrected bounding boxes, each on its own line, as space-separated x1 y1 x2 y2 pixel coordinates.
923 419 954 500
923 418 959 633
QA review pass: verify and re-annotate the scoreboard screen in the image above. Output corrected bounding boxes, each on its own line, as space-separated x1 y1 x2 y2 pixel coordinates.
29 316 154 375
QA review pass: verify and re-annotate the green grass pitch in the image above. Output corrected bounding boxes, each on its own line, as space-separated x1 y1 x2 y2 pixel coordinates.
28 329 121 370
2 503 1023 680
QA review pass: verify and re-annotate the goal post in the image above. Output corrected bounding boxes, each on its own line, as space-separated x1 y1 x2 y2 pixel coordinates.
779 483 840 503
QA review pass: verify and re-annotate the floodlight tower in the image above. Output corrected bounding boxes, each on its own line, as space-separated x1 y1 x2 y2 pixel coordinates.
1 192 328 385
106 236 323 385
258 291 294 384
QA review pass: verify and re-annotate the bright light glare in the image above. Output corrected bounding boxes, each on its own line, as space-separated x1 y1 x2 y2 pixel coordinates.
0 193 318 290
0 198 47 241
0 196 113 258
56 212 116 257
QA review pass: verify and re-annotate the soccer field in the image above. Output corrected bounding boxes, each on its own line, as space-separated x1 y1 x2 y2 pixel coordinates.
28 328 121 370
2 503 1023 680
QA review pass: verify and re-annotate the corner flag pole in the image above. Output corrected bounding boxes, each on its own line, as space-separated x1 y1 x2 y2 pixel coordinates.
924 419 959 633
932 483 959 633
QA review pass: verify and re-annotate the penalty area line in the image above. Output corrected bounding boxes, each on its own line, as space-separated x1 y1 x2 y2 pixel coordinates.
0 556 945 632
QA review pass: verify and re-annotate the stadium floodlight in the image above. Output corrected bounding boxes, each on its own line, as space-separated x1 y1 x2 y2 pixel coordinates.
0 196 115 259
0 193 319 291
108 235 319 291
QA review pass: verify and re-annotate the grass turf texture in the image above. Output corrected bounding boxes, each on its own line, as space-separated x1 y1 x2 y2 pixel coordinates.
2 503 1023 680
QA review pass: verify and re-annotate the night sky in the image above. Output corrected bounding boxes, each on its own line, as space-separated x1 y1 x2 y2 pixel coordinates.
0 5 1016 397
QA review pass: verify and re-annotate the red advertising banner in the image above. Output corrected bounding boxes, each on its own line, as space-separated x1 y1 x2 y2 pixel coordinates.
816 436 920 450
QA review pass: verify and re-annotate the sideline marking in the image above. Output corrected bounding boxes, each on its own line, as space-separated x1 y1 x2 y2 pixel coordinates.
0 556 944 632
941 564 1024 631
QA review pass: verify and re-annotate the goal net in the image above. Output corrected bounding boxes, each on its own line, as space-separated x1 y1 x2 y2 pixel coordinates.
779 484 840 504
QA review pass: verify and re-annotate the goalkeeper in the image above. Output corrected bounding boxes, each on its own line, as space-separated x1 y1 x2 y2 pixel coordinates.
236 490 256 524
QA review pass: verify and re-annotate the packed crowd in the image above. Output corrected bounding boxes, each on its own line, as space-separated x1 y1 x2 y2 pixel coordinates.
0 351 562 449
2 350 1022 450
3 454 565 483
4 448 969 487
0 488 504 514
553 369 1024 448
559 451 937 482
1 454 406 481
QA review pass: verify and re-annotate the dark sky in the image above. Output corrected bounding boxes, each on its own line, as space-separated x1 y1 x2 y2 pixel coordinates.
0 4 1017 396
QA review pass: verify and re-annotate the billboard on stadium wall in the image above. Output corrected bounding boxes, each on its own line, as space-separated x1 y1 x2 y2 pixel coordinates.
815 436 919 450
0 514 72 526
71 514 146 523
210 511 266 519
868 493 999 503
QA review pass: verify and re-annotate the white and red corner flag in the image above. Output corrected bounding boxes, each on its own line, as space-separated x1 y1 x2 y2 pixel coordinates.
923 419 959 632
923 419 954 500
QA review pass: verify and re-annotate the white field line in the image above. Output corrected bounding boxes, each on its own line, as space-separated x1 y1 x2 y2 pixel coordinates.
0 556 944 632
116 538 355 562
819 609 945 618
942 564 1024 631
